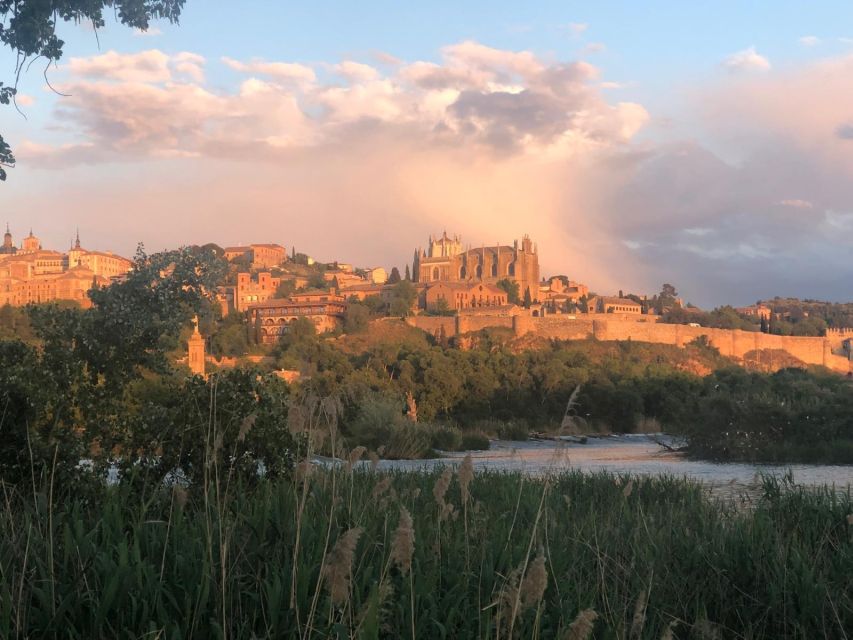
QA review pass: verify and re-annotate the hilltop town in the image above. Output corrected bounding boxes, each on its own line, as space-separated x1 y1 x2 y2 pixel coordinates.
2 227 852 377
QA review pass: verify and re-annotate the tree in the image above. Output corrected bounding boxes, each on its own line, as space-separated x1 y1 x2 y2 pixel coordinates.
654 283 679 314
523 287 532 309
344 303 370 334
496 278 520 305
404 264 411 281
390 280 417 317
275 279 297 299
1 1 186 180
387 267 402 284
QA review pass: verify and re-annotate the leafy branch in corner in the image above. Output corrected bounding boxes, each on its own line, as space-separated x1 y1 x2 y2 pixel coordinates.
0 0 186 180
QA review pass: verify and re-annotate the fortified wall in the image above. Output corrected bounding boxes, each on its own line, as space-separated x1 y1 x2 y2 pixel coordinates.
407 314 852 373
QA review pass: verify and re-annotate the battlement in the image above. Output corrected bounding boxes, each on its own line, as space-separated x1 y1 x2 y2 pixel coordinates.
826 328 853 337
406 313 852 374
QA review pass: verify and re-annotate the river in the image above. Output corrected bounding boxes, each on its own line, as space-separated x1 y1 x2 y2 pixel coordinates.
370 434 853 501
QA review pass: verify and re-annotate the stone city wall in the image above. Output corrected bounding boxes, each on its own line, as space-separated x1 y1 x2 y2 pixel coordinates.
408 314 851 373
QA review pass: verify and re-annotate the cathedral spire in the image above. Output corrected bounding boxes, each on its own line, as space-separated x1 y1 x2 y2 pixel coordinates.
75 228 81 249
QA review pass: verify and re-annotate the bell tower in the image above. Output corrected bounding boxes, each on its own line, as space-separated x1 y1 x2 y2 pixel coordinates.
188 315 206 377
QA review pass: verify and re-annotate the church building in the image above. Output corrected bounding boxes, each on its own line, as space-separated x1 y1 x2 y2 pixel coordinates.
412 232 540 302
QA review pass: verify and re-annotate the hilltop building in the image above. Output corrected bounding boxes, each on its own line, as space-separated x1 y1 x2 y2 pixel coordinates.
425 281 508 312
412 232 540 303
223 243 287 269
248 290 347 344
220 272 282 313
589 296 643 315
0 227 132 307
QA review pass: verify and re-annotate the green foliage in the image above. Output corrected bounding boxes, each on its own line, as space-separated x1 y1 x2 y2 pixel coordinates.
684 367 853 462
387 266 402 284
0 470 849 638
496 278 520 304
343 303 370 334
210 313 249 357
274 278 296 299
389 279 417 317
0 303 34 342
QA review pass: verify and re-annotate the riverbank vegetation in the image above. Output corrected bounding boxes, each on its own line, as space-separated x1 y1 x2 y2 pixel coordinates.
0 465 850 638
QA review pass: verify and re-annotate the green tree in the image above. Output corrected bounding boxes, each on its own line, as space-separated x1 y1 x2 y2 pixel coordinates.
387 267 402 284
523 287 532 308
275 279 296 299
344 303 370 334
390 280 417 317
404 264 411 281
496 278 520 304
0 0 186 180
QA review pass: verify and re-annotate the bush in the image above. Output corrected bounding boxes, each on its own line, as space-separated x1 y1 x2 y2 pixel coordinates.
460 430 490 451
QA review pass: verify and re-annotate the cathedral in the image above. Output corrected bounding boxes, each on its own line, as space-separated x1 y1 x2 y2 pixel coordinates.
412 232 540 302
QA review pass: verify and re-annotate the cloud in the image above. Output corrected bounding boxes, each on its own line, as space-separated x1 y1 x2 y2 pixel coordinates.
32 43 647 163
799 35 820 47
12 43 853 306
566 23 588 36
221 56 316 86
15 93 35 106
65 50 205 83
722 46 771 73
836 123 853 139
779 199 814 209
582 43 607 55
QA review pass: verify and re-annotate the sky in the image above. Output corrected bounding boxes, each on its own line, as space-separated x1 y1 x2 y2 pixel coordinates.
3 1 853 308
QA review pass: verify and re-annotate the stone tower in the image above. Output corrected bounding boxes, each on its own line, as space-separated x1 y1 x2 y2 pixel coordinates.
1 223 16 255
188 315 206 377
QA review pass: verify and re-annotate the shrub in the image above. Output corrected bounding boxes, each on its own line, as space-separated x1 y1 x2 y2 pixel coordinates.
460 430 490 451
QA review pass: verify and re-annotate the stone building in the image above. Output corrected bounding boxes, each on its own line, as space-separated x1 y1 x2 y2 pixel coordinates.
0 228 131 307
425 281 508 312
540 276 589 313
591 296 643 314
248 290 347 344
412 232 540 302
223 272 282 313
223 243 287 269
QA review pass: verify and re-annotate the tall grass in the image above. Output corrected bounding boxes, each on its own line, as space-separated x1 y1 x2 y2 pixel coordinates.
0 466 850 638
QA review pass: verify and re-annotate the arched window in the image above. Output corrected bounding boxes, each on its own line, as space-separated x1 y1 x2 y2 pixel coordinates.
460 266 467 279
432 267 440 281
508 262 516 276
491 261 498 277
476 264 483 278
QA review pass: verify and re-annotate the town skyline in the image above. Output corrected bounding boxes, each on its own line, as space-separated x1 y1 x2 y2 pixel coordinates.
4 2 853 307
1 220 850 311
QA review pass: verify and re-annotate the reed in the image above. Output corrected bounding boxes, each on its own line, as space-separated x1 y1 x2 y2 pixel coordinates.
0 469 850 638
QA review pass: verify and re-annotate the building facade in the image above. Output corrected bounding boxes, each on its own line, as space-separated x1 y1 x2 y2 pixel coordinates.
224 272 282 313
223 243 287 269
413 232 540 302
425 282 508 311
248 290 347 344
0 228 131 307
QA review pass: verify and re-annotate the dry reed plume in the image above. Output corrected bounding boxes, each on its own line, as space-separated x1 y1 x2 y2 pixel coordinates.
563 608 598 640
630 589 647 638
323 527 363 607
390 507 415 575
433 468 455 520
520 552 548 610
